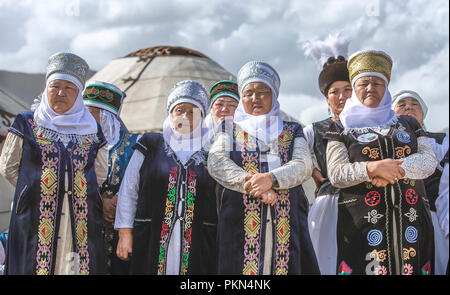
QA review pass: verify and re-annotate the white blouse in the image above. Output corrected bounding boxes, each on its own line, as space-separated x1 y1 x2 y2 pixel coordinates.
207 129 313 193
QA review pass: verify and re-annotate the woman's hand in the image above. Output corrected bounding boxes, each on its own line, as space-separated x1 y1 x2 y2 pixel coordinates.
260 189 278 206
103 195 118 224
371 176 391 187
116 228 133 261
312 168 326 187
367 159 405 184
243 173 273 197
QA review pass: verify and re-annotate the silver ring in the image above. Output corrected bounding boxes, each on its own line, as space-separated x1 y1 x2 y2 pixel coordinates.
394 177 398 182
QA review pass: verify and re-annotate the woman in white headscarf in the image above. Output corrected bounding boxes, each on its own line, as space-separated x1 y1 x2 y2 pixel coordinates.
324 50 437 275
207 61 319 275
392 90 448 274
114 80 218 275
0 52 108 275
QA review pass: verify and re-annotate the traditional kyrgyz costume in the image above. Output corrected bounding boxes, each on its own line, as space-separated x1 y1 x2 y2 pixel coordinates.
207 61 319 275
325 50 437 275
115 80 218 275
0 52 108 275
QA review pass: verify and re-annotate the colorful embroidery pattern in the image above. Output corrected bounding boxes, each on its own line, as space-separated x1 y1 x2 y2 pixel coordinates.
357 133 378 143
274 189 291 275
421 261 431 275
180 168 197 275
240 123 295 275
273 125 294 275
403 263 413 275
374 265 387 275
362 146 380 159
402 248 416 260
158 166 178 275
404 208 418 222
364 210 384 224
369 249 387 262
242 193 261 275
395 145 411 158
32 118 93 275
237 124 262 275
405 188 418 205
35 136 59 275
338 261 352 275
72 140 92 275
367 229 383 246
365 191 381 206
405 226 418 244
396 131 411 143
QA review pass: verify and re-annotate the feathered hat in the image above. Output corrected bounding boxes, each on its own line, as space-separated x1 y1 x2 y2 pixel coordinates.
303 33 350 96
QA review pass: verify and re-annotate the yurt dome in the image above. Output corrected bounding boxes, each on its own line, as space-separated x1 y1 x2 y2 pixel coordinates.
89 45 235 133
89 45 299 133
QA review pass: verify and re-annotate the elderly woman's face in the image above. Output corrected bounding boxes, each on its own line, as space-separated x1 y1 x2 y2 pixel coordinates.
241 82 273 116
354 76 386 108
171 103 202 134
394 97 424 125
327 80 352 116
211 96 239 123
47 80 79 114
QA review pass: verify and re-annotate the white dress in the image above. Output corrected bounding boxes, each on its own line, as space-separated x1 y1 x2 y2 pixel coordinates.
304 124 338 275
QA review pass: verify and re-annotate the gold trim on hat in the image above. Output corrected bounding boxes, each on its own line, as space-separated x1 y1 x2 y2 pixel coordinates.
348 51 392 84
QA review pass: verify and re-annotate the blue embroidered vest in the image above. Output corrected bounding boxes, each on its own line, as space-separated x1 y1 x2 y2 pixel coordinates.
5 111 107 275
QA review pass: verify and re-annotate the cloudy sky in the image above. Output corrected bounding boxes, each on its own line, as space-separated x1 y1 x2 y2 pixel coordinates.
0 0 448 131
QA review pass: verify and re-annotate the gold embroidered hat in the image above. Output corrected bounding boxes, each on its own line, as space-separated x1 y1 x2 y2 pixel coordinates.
347 50 393 85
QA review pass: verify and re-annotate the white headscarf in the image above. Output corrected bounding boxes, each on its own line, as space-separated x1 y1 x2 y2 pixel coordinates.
339 71 397 132
392 90 428 120
204 112 219 134
99 109 121 149
234 61 283 144
162 80 209 165
33 73 98 142
162 114 208 165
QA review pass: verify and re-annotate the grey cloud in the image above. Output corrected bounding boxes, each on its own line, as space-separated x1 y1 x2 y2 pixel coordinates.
0 0 448 131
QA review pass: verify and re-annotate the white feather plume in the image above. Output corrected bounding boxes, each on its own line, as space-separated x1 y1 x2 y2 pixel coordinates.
325 32 350 60
303 32 350 70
